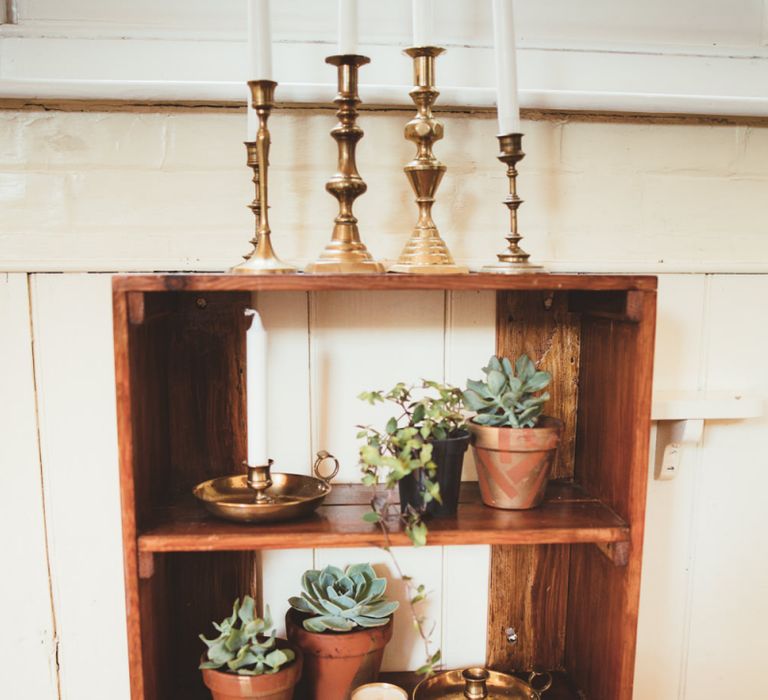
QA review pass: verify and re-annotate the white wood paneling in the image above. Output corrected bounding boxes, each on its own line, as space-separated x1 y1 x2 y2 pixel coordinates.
256 290 315 640
445 290 495 481
30 273 129 700
634 275 707 700
3 0 768 115
441 545 490 669
0 273 58 700
683 275 768 698
257 291 312 474
308 290 446 483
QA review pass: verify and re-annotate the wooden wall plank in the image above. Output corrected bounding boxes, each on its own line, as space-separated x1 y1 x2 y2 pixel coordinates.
165 291 249 499
0 273 59 700
31 273 131 700
487 290 581 673
566 291 656 700
495 291 580 480
486 545 569 672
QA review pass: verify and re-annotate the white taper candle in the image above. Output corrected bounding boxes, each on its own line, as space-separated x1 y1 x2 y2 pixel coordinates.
338 0 358 54
246 88 257 141
245 309 269 466
412 0 434 46
247 0 273 80
492 0 521 134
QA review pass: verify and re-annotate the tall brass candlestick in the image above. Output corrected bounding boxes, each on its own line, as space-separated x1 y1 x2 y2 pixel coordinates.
389 46 467 275
232 80 296 275
482 133 543 274
305 55 383 274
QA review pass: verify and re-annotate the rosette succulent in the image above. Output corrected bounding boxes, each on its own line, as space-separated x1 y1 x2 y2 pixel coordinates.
464 354 551 428
289 563 399 633
199 596 295 675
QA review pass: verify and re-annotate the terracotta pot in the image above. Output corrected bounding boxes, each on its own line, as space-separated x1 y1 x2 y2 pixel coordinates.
200 640 302 700
286 608 393 700
398 430 471 517
470 416 563 509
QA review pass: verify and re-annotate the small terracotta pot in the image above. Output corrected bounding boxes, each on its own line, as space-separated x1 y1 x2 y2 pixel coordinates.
286 608 393 700
470 416 563 509
200 640 302 700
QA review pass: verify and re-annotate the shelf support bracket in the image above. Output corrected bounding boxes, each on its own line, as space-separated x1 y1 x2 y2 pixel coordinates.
138 551 155 580
594 541 630 567
652 391 763 480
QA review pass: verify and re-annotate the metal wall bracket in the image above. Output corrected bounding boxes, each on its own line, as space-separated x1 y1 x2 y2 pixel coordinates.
651 391 763 480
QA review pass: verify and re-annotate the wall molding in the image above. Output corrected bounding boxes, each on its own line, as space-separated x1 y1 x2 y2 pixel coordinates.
2 27 768 117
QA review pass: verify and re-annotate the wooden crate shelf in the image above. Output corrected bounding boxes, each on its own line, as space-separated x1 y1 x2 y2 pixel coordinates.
113 271 656 294
138 482 629 554
113 273 657 700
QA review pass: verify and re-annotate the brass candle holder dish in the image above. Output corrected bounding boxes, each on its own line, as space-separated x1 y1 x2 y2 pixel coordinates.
390 47 467 274
413 667 550 699
232 80 296 275
482 133 543 274
305 55 383 274
193 453 339 524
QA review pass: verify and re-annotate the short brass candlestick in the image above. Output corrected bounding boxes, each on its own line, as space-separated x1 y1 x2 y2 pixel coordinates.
305 55 383 274
231 80 296 275
482 133 543 274
390 46 467 275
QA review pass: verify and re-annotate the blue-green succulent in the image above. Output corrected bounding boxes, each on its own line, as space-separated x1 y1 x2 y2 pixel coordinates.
199 597 295 675
464 354 551 428
289 563 399 633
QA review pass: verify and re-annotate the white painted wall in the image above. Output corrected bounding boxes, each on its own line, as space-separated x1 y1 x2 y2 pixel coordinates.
2 0 768 115
2 94 768 700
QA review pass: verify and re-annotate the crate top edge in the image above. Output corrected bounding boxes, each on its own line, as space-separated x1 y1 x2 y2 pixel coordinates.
112 272 658 293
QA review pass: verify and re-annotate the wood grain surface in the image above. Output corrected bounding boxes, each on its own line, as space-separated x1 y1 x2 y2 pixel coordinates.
113 273 657 294
565 291 657 700
138 482 628 553
487 290 582 673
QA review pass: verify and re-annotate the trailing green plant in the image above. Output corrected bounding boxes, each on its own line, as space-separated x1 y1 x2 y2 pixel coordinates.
288 563 399 633
354 381 465 678
357 380 467 546
199 597 295 676
463 354 551 428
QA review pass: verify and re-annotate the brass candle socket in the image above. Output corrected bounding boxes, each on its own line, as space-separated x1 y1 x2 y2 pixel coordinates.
482 133 544 274
231 80 296 275
246 459 275 504
389 46 467 275
305 55 383 274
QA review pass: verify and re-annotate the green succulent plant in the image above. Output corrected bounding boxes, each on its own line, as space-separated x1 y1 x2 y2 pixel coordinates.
199 597 295 676
464 354 551 428
288 563 399 633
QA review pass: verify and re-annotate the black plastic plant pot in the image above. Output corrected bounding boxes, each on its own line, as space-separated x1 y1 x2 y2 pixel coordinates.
398 430 471 518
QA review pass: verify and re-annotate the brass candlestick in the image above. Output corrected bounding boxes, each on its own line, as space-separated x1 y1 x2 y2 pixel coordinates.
305 55 384 274
482 133 543 274
390 46 467 275
231 80 296 275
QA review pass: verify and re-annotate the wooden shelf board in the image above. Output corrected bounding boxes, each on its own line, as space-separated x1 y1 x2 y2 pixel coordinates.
113 272 657 294
138 482 629 553
381 669 581 698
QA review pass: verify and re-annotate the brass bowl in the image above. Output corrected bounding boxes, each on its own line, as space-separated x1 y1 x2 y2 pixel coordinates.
413 668 544 699
193 452 338 524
